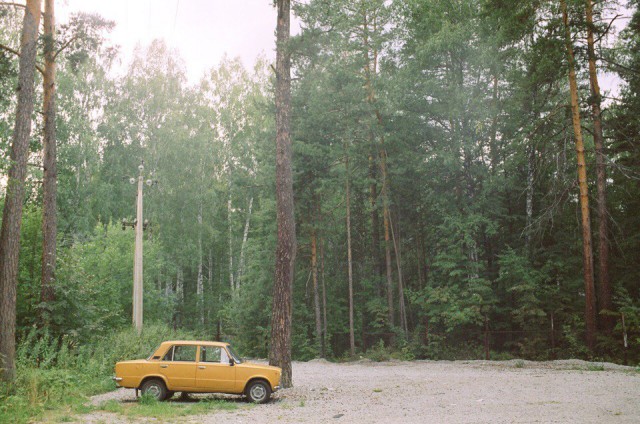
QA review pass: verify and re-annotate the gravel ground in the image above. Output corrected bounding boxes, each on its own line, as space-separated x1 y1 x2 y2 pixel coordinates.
84 359 639 423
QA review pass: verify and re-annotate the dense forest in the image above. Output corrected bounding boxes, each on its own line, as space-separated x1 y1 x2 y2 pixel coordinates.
0 0 639 403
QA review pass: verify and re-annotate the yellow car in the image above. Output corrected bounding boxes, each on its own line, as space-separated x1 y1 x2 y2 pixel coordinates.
112 340 281 403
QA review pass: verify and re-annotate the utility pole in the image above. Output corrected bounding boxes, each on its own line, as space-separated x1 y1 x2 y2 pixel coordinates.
122 161 154 333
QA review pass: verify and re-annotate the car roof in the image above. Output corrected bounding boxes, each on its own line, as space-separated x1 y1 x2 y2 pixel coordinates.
160 340 230 347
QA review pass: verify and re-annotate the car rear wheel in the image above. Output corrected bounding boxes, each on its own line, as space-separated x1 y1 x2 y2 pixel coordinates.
140 379 167 401
246 380 271 404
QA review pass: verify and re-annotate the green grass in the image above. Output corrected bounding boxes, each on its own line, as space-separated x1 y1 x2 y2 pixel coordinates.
96 397 241 419
0 325 198 424
587 364 605 371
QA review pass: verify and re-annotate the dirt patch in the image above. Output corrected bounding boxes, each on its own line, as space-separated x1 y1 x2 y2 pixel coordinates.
83 360 639 423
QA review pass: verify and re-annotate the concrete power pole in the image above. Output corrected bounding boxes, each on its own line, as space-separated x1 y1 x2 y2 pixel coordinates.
133 164 144 333
123 161 154 334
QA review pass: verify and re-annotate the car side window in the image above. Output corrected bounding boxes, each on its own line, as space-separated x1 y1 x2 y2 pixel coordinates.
201 346 221 363
162 346 174 361
221 348 230 364
167 345 197 362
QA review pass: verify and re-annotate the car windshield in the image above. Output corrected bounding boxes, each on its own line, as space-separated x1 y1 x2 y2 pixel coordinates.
226 345 243 364
147 344 161 360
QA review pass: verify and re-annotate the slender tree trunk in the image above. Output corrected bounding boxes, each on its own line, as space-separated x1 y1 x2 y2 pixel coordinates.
417 233 425 290
345 152 355 356
40 0 56 319
237 196 253 287
319 235 327 357
270 0 296 388
311 228 323 357
562 0 597 350
489 74 500 174
525 142 535 251
389 212 408 335
585 0 613 335
208 249 213 332
228 195 235 293
381 150 395 327
0 0 41 382
197 205 204 326
176 267 184 327
369 152 382 289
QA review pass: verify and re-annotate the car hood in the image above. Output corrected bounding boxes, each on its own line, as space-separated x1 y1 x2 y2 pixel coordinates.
116 359 149 365
238 362 281 372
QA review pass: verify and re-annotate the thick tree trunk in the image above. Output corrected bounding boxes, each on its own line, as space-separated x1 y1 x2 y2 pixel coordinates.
41 0 56 318
311 228 323 357
0 0 41 382
270 0 296 388
345 153 355 356
562 0 597 350
585 0 613 335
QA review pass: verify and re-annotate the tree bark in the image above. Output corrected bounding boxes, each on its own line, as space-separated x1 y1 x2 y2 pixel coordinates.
237 196 253 287
0 0 41 382
228 195 235 293
381 149 395 327
369 152 382 288
525 142 535 251
345 152 355 356
319 234 327 357
270 0 296 388
40 0 56 319
390 212 408 335
585 0 613 335
197 204 204 325
562 0 597 351
311 228 323 357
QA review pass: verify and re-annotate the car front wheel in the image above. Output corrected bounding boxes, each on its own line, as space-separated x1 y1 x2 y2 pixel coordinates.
140 379 167 401
246 380 271 404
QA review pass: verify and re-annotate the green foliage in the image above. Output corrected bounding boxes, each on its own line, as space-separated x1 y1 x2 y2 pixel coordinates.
1 1 638 404
0 325 195 424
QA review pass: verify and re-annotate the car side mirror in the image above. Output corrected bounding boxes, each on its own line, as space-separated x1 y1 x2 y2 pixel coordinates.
229 357 235 366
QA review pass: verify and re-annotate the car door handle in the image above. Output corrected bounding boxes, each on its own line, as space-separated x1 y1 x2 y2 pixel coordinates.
160 365 168 368
198 366 206 369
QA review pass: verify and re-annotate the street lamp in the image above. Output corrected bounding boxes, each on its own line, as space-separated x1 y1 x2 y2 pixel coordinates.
122 160 156 333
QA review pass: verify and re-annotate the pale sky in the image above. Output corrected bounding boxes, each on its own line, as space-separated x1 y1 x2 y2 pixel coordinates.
56 1 627 94
58 0 282 83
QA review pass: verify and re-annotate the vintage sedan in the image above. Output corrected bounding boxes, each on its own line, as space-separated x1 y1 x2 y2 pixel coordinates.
112 340 281 403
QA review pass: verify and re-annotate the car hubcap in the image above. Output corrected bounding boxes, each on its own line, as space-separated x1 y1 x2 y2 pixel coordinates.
250 384 266 401
147 384 161 398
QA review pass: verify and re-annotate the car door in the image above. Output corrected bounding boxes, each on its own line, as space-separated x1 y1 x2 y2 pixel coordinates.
195 345 236 392
159 344 198 390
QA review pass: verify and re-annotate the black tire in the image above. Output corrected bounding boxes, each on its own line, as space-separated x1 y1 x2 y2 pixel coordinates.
140 379 168 401
245 380 271 404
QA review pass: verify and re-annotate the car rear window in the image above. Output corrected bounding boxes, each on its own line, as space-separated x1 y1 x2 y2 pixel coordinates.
162 345 197 362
